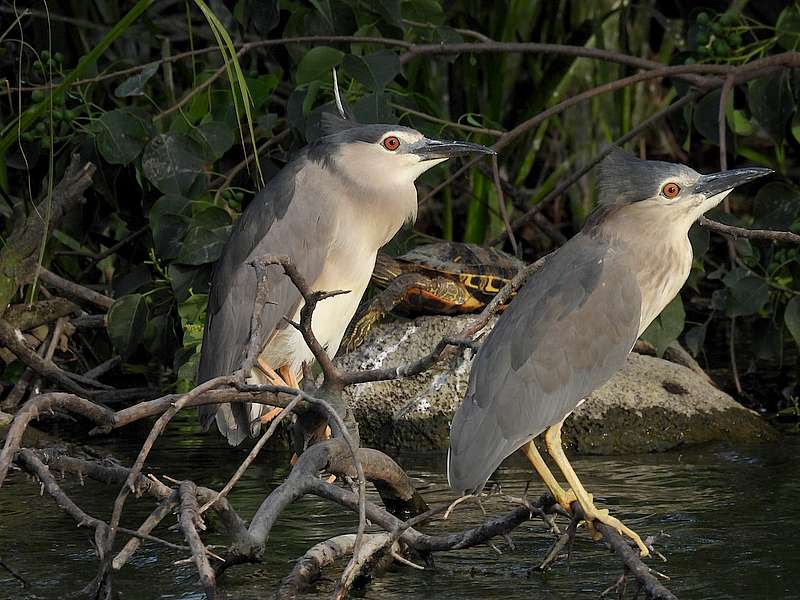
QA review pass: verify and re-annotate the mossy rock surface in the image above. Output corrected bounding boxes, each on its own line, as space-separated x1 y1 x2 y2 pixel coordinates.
337 315 777 454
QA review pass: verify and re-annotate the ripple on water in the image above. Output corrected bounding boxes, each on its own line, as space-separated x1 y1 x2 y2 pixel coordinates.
1 417 798 600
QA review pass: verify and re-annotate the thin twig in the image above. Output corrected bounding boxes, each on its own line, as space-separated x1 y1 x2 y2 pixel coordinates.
211 129 291 198
698 216 800 245
104 376 237 570
487 90 702 245
77 226 148 279
197 393 304 514
491 154 518 255
390 102 505 137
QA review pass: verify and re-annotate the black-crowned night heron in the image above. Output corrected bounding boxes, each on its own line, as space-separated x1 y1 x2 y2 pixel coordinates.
448 149 771 556
197 111 494 445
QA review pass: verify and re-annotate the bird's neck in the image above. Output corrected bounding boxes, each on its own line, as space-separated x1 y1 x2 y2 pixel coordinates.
335 172 418 245
590 203 695 335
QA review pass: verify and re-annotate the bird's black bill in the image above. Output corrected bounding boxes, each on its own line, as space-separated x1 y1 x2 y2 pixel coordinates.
416 139 496 161
694 167 772 198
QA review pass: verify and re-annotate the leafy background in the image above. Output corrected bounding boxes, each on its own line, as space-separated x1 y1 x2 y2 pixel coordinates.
1 0 799 421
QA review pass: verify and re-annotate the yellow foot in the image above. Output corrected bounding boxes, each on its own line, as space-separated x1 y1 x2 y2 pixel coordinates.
258 406 283 425
555 491 649 557
583 505 650 557
552 488 579 514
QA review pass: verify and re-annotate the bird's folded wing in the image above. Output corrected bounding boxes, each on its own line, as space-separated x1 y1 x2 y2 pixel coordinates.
196 155 333 438
448 234 642 491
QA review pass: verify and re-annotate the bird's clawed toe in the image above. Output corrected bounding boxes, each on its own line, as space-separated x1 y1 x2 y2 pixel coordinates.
582 505 650 557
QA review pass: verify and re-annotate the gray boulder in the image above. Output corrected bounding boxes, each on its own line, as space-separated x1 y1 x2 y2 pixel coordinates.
337 314 776 454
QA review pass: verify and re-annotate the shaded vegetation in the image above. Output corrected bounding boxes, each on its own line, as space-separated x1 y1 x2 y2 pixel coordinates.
1 0 799 419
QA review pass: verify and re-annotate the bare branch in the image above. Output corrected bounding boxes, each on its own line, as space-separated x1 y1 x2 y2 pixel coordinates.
0 317 105 396
178 481 220 600
253 256 347 385
35 267 114 310
0 393 114 485
113 493 179 570
699 216 800 245
197 393 305 514
2 297 78 331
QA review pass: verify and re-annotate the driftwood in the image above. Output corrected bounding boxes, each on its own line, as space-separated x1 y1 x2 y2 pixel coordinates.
0 255 678 600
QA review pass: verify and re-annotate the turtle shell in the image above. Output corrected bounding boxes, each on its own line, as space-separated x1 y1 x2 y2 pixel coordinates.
398 242 524 301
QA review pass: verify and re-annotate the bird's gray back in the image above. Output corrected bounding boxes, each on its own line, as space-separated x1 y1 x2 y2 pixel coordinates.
448 231 642 492
197 153 334 442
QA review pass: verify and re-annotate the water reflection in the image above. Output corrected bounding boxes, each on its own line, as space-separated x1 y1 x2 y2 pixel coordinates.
1 417 798 599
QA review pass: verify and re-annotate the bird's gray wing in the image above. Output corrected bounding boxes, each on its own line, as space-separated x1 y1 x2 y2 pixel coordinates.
197 155 333 444
448 233 642 492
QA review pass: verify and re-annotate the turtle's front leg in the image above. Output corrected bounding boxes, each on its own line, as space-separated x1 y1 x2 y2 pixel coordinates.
343 273 436 351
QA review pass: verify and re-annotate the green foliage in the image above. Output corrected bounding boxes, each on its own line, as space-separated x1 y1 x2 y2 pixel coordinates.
1 0 798 412
107 294 149 358
642 296 686 357
93 109 154 165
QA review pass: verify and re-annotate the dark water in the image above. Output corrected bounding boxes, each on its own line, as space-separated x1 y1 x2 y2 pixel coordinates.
1 419 798 600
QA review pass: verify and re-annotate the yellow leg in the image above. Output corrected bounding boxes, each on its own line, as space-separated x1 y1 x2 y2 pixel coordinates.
278 365 299 388
544 420 650 557
521 440 574 510
256 356 284 385
254 358 286 426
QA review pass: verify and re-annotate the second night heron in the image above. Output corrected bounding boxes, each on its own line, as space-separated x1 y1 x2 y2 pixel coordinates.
448 149 771 555
197 111 493 445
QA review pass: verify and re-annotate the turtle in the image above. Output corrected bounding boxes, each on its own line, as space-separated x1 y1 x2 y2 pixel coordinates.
343 241 524 351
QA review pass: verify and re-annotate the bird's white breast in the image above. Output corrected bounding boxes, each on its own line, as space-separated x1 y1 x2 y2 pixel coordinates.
259 161 417 379
636 231 693 335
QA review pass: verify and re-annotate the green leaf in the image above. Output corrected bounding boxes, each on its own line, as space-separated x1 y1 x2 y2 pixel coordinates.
107 293 148 358
247 73 280 110
178 292 208 324
192 203 232 228
729 109 756 136
692 89 722 144
192 121 235 160
752 181 800 230
150 194 193 260
93 109 154 165
376 0 401 26
776 5 800 50
142 133 206 195
168 264 211 302
785 296 800 348
641 295 686 356
176 349 201 391
352 92 393 123
748 70 795 143
688 222 710 258
296 46 344 85
724 273 769 317
401 0 443 21
684 323 707 356
114 62 159 97
343 50 401 92
792 112 800 145
237 0 279 35
142 313 177 363
177 225 231 265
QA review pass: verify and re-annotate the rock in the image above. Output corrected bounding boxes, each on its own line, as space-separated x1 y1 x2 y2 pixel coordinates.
337 314 777 454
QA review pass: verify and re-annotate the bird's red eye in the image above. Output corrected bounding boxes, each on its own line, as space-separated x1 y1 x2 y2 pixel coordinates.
662 182 681 198
382 136 400 151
